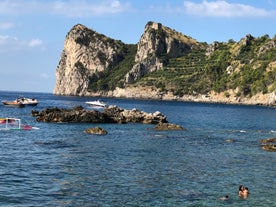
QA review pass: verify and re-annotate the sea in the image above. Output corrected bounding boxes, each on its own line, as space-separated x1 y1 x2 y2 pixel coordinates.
0 90 275 207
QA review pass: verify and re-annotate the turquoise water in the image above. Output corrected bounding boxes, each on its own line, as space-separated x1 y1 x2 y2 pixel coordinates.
0 91 275 206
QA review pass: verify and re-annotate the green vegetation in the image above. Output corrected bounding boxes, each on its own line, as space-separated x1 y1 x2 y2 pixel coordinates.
87 33 276 97
136 35 276 97
87 44 137 92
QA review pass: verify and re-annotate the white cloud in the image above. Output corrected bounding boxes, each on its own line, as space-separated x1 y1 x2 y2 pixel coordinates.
0 0 131 17
0 22 14 29
0 35 9 44
0 35 19 46
183 0 275 17
28 38 43 47
0 35 45 52
50 0 131 17
40 73 51 79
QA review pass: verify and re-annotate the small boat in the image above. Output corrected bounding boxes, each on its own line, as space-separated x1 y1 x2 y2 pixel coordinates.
85 100 107 108
2 100 25 108
0 118 39 130
17 97 39 106
2 97 39 107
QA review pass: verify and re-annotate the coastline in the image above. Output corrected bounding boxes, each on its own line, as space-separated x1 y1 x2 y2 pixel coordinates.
77 86 276 107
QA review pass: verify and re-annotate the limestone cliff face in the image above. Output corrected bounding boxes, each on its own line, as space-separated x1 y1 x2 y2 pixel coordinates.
54 22 203 96
54 24 124 95
125 22 202 83
53 22 275 106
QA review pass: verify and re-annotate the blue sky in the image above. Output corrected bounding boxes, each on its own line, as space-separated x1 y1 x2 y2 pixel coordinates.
0 0 275 93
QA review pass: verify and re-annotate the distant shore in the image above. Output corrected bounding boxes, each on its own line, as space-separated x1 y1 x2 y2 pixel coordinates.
78 86 276 107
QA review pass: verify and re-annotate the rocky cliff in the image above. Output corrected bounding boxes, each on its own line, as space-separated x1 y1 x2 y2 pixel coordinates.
54 21 276 106
125 22 202 83
54 24 126 96
54 21 203 96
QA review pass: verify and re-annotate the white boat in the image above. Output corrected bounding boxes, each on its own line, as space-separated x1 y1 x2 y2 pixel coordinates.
85 100 107 108
17 97 39 106
0 118 39 130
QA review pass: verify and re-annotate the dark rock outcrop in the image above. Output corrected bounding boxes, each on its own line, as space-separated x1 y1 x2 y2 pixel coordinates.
32 105 167 124
32 106 113 123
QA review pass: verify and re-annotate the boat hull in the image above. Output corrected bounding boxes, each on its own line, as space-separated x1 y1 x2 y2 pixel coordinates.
85 100 107 108
23 102 38 106
2 101 25 108
2 97 39 107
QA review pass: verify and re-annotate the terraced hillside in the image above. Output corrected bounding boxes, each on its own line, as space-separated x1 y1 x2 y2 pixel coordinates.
137 35 276 98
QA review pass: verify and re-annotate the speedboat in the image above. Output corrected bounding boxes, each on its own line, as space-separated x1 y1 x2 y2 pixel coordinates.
2 100 25 108
17 97 39 106
0 117 39 130
85 100 107 108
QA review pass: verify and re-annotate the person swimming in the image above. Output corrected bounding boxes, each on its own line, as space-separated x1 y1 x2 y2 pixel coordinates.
238 185 244 197
243 187 250 198
219 195 229 201
238 185 250 198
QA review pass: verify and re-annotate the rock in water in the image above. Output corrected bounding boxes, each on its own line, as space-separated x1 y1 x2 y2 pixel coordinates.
84 127 107 135
154 123 185 131
260 137 276 152
33 105 168 124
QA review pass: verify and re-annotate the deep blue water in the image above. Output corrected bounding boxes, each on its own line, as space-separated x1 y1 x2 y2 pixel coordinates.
0 91 275 207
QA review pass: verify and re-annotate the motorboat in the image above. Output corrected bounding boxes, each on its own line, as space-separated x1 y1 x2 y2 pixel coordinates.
85 100 107 108
2 97 39 107
2 100 25 108
17 97 39 106
0 117 39 130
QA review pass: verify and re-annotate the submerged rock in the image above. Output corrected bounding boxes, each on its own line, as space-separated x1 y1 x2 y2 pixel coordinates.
154 123 185 131
262 144 276 152
84 127 107 135
260 137 276 152
260 137 276 144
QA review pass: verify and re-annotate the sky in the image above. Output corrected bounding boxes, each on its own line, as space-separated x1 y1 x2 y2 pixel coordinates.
0 0 275 93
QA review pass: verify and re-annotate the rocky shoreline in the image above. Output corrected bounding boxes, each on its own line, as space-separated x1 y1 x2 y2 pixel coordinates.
79 87 276 107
